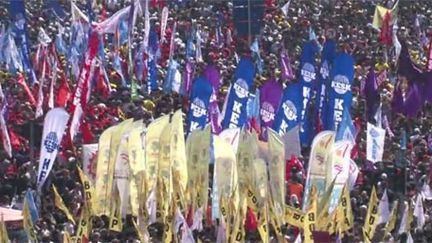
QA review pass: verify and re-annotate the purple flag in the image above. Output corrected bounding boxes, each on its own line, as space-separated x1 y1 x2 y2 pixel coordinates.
203 65 223 134
280 48 294 81
364 67 379 121
392 42 425 117
259 79 283 138
181 60 194 96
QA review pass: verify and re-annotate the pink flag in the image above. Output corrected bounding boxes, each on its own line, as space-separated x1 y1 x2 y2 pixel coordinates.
427 37 432 71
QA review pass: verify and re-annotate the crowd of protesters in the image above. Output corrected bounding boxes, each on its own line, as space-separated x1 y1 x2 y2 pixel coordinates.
0 0 432 242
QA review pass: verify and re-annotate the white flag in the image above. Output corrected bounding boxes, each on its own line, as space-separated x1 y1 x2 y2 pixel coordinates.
378 190 390 224
0 84 11 158
218 128 241 153
82 143 98 183
160 7 169 43
348 159 359 190
421 182 432 200
366 122 386 163
281 0 292 17
413 194 425 229
37 108 70 190
398 201 409 235
283 125 301 160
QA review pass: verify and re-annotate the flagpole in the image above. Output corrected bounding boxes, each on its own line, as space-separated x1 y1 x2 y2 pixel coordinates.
30 120 34 162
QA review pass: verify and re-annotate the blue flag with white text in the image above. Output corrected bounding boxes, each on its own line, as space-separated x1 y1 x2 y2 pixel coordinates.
186 77 213 135
298 41 319 145
221 57 255 129
272 82 303 136
325 53 354 131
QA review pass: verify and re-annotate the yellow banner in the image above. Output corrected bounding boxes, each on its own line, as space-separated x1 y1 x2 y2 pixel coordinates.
304 187 317 243
75 207 90 243
158 118 172 206
93 125 116 216
257 204 269 243
304 131 335 209
213 134 238 212
363 186 379 241
337 184 353 233
109 187 123 232
145 115 170 194
53 185 76 224
237 129 259 195
127 122 146 217
77 166 94 215
317 177 336 230
267 129 285 219
170 110 188 193
383 200 398 238
285 205 304 228
22 196 37 242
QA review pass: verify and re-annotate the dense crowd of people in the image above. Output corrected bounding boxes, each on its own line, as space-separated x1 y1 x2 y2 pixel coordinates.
0 0 432 242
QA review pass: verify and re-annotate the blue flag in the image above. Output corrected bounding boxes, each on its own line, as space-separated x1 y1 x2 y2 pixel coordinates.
335 108 356 144
325 53 355 130
9 0 37 84
25 190 39 224
298 40 319 145
221 57 256 129
272 82 303 136
315 39 337 128
147 57 157 93
186 77 213 134
247 89 260 122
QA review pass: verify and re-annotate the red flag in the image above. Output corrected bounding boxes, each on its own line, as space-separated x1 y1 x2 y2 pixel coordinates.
56 72 71 107
379 12 393 46
80 121 94 144
69 31 99 141
16 74 36 106
245 207 257 231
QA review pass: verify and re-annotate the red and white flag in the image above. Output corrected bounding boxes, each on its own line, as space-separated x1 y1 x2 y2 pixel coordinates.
69 31 99 141
82 143 98 183
0 83 11 158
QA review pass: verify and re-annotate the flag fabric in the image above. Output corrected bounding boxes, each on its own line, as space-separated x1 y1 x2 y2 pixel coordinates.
363 186 379 241
337 184 354 233
281 0 291 17
427 37 432 71
272 82 302 136
282 125 301 160
364 67 380 121
23 191 37 242
203 65 223 134
348 160 359 190
77 166 94 215
0 84 11 158
182 60 194 96
280 48 294 81
303 131 335 209
315 39 337 129
37 108 70 190
69 31 99 141
366 122 386 163
186 77 213 135
53 185 76 224
259 79 283 138
221 57 256 129
304 187 317 243
378 190 390 224
267 129 286 214
324 53 354 131
383 200 398 237
82 143 98 183
298 41 319 145
0 214 9 243
413 194 425 229
24 190 39 223
9 0 37 84
372 1 399 30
